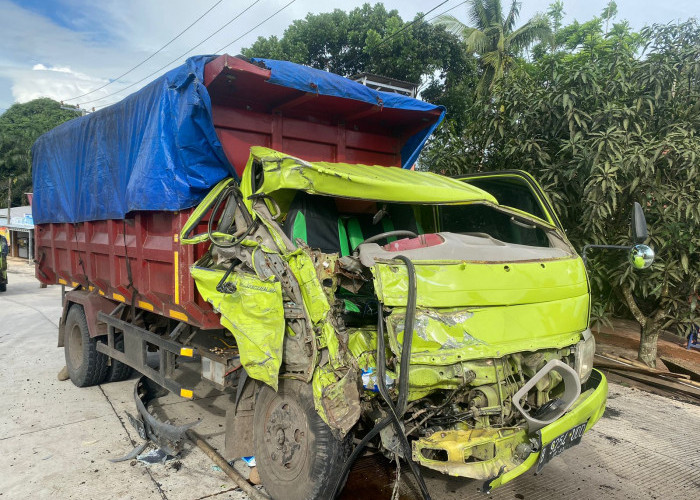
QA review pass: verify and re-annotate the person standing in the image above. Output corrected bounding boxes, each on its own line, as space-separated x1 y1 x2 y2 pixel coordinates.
0 233 8 292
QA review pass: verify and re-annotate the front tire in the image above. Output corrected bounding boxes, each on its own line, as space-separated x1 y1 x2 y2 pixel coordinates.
64 305 108 387
253 379 351 500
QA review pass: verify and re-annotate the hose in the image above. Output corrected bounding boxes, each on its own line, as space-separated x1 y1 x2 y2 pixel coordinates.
332 255 431 499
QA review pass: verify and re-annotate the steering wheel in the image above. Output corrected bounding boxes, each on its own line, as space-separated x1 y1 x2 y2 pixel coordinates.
358 230 418 246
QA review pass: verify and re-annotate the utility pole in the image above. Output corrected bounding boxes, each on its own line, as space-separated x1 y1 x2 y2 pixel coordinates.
6 176 10 223
5 177 10 256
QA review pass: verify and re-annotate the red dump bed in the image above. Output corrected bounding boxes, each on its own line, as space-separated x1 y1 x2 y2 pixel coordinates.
35 55 442 329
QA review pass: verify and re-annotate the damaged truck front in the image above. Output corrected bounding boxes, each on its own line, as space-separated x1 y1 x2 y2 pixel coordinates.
183 147 608 499
32 55 622 500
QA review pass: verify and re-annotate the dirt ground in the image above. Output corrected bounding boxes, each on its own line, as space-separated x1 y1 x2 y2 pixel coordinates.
2 260 699 500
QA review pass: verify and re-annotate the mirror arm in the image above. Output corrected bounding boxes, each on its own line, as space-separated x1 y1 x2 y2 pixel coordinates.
581 244 632 267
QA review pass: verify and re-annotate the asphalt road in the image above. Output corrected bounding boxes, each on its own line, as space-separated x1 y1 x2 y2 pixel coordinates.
2 261 699 500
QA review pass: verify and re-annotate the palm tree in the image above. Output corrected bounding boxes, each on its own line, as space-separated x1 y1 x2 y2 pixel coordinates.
435 0 551 94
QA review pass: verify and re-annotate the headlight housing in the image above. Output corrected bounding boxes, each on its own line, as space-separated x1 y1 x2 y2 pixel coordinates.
574 328 596 384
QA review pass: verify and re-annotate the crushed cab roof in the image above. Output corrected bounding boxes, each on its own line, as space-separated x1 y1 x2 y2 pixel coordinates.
242 147 498 205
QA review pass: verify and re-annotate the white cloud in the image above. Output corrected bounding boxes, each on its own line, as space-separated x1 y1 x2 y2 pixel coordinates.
10 64 109 106
0 0 697 112
32 64 75 74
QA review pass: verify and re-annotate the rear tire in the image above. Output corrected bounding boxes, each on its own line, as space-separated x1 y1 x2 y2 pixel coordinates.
253 379 352 500
64 305 108 387
103 333 133 383
0 283 6 292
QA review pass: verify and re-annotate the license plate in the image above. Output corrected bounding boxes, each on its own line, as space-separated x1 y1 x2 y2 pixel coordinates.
536 421 587 472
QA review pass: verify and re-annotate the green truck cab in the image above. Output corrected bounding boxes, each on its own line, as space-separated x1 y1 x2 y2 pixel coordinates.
181 147 611 499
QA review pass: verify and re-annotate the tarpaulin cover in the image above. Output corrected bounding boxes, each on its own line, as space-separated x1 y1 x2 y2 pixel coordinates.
32 55 233 224
253 58 446 168
32 56 445 224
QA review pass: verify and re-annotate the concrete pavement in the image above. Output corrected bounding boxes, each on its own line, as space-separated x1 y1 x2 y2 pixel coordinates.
1 260 699 500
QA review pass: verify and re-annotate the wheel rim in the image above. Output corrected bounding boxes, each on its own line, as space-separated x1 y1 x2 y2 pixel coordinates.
261 393 310 482
67 323 84 369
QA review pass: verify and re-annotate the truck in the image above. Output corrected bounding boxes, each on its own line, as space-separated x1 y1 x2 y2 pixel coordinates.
32 55 642 500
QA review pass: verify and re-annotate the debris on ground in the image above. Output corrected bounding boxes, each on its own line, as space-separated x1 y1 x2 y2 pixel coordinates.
248 467 261 485
57 366 69 381
136 448 176 465
592 318 700 403
594 353 700 403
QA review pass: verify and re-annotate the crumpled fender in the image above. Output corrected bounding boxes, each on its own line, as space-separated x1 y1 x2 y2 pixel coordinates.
190 264 285 391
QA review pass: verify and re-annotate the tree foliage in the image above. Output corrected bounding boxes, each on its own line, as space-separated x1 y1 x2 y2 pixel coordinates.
242 3 477 130
435 0 551 93
0 98 76 207
427 18 700 365
243 3 468 82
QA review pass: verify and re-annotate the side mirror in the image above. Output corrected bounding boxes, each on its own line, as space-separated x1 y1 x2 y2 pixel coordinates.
629 244 654 270
632 202 648 243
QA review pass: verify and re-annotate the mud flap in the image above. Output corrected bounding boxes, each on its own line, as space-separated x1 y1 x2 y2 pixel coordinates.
112 376 198 461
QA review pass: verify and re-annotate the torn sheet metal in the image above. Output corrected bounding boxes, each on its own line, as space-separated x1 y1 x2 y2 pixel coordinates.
190 265 285 390
384 305 585 365
239 147 497 211
311 363 361 437
412 427 528 480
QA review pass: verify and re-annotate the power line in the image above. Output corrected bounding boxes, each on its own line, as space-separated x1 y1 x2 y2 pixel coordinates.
214 0 296 53
80 0 266 108
427 0 469 23
63 0 225 102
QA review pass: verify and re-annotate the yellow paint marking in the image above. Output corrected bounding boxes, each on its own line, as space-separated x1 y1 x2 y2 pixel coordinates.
58 278 68 285
173 234 179 243
98 290 105 296
180 347 194 357
138 301 154 311
180 388 193 399
169 310 188 322
89 286 94 291
174 251 180 305
113 293 125 302
71 281 79 288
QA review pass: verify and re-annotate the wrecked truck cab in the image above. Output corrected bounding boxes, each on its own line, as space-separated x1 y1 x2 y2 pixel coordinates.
183 146 607 497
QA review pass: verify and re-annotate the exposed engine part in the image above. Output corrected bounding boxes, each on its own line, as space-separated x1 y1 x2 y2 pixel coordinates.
332 256 432 500
512 359 581 431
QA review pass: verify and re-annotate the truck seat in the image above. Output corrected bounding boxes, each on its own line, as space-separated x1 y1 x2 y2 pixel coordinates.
282 192 350 255
345 204 424 251
283 195 423 256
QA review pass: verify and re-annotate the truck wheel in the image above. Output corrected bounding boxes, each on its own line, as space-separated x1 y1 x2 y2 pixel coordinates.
103 333 133 383
0 283 5 292
64 305 109 387
253 379 351 500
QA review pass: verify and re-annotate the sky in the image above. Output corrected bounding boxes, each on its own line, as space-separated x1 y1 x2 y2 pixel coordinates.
0 0 697 113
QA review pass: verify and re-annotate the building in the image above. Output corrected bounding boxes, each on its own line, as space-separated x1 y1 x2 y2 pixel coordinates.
0 205 34 261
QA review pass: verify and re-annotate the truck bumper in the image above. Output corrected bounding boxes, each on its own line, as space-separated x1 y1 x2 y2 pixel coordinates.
412 369 608 490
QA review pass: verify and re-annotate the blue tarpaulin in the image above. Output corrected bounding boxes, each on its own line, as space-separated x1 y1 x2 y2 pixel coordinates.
32 56 445 224
253 59 445 168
